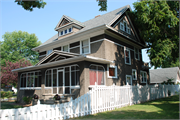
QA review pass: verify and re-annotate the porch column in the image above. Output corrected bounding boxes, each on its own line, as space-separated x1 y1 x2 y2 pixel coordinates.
41 69 46 99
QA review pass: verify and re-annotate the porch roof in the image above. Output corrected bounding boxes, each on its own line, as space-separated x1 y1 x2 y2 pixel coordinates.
12 55 114 72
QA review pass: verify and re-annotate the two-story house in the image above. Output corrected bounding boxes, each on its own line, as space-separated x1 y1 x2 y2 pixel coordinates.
13 5 150 103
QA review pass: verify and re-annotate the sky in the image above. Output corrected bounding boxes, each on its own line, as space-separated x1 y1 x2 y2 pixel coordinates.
0 0 151 68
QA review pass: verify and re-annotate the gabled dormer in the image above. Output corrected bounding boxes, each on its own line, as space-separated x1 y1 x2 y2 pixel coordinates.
54 15 85 40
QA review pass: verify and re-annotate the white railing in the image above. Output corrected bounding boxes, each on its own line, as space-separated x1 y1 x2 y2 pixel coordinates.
0 84 179 120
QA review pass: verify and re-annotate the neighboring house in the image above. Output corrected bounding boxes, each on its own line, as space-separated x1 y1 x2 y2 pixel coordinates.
12 5 150 103
150 67 180 84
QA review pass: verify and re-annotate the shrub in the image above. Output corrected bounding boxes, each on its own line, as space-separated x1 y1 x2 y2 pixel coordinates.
23 96 32 104
1 91 7 100
6 91 13 101
33 94 39 99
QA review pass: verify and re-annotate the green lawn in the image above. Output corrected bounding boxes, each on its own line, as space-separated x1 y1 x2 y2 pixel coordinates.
1 102 23 109
73 95 179 119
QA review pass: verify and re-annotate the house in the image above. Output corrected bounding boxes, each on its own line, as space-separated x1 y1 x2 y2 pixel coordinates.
12 5 150 103
150 67 180 84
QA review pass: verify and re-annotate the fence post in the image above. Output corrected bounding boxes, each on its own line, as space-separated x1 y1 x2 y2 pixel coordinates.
113 83 115 109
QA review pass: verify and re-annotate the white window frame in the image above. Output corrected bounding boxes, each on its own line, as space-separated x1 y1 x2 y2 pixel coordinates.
132 69 137 80
20 70 41 90
120 20 131 35
107 65 117 79
134 48 140 60
80 39 91 54
62 44 69 52
140 71 147 84
124 47 131 65
47 49 53 56
89 64 106 87
45 64 80 94
59 27 73 37
126 75 132 86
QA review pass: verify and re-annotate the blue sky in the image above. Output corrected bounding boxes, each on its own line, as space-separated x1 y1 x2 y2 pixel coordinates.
1 0 150 67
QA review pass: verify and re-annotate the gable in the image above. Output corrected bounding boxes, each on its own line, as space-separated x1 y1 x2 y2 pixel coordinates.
112 14 140 43
36 50 81 66
59 18 70 27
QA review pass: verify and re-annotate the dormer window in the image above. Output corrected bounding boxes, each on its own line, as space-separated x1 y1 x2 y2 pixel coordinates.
69 28 72 32
120 20 131 35
59 27 72 37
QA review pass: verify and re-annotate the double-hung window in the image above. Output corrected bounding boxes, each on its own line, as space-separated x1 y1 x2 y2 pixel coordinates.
120 20 131 35
63 45 69 52
126 75 132 85
140 71 147 83
134 48 139 60
124 47 131 65
81 39 90 54
132 69 137 80
47 49 53 56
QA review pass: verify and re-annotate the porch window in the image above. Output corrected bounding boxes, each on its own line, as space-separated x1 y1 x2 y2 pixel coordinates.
140 71 147 83
124 47 131 65
45 65 80 94
20 71 41 89
89 65 105 85
81 39 90 54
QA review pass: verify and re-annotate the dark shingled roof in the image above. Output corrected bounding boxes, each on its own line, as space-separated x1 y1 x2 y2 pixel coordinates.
150 67 179 83
40 5 130 46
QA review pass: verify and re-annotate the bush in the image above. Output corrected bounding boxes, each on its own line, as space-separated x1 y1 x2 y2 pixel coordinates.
6 91 13 101
1 91 7 100
54 94 60 100
23 96 32 104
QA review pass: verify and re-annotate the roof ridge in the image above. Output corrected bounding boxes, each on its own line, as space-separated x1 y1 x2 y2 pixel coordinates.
82 5 130 24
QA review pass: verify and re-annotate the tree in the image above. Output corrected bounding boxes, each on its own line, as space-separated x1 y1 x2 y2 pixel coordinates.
15 0 46 11
128 0 179 68
1 31 41 66
97 0 107 11
15 0 106 12
0 59 32 88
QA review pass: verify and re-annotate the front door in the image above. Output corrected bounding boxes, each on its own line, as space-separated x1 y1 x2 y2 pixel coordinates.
52 69 70 94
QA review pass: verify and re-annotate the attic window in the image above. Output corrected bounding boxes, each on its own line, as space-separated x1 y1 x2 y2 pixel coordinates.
59 27 72 37
120 20 131 35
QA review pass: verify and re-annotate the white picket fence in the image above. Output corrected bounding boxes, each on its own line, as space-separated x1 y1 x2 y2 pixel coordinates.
0 84 179 120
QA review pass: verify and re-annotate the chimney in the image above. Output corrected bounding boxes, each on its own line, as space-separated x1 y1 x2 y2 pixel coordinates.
95 15 101 18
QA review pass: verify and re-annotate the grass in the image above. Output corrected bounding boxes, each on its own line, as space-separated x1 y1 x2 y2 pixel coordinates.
73 95 179 119
1 101 23 109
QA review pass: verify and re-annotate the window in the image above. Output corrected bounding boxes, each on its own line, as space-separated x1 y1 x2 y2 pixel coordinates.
47 49 53 56
120 20 131 35
59 27 72 37
132 69 137 80
63 45 69 52
140 71 147 83
81 39 90 54
134 48 139 60
45 65 80 94
69 28 72 33
107 65 117 78
61 31 63 36
89 65 105 85
126 75 132 85
20 71 41 89
124 47 131 65
65 29 67 34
